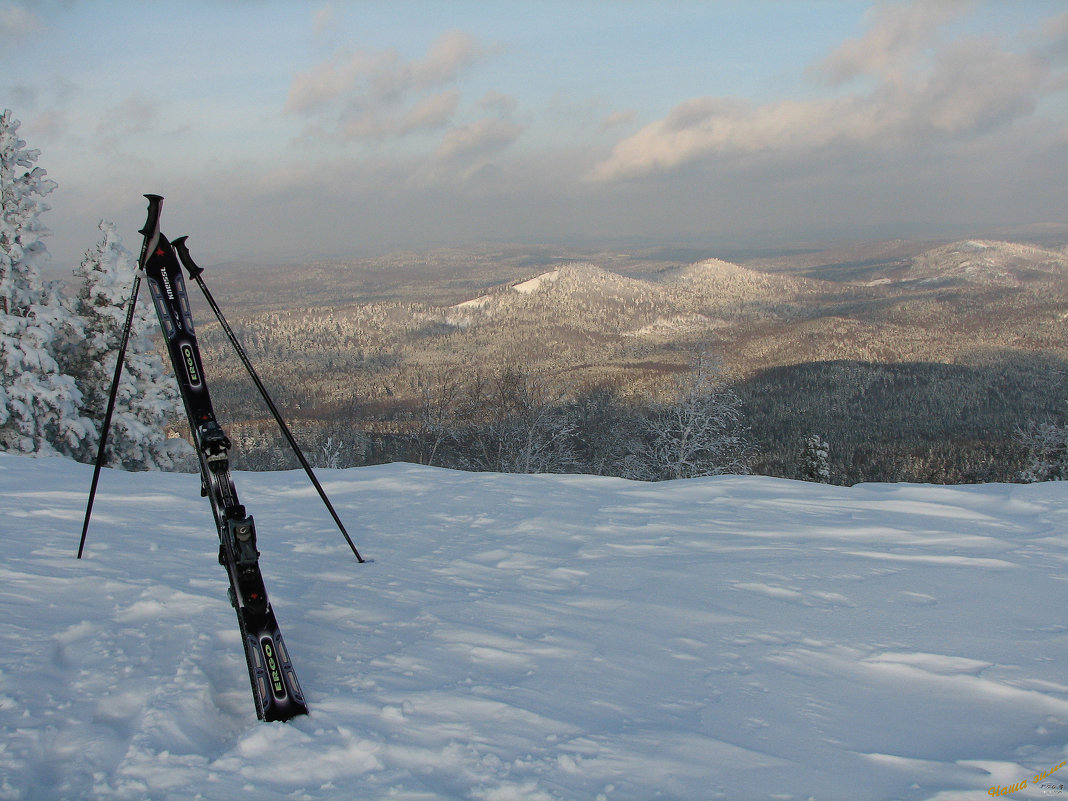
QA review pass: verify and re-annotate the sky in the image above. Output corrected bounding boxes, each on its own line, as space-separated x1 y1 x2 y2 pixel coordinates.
3 0 1068 269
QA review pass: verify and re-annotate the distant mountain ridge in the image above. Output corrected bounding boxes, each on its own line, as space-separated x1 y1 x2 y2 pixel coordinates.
184 236 1068 483
401 240 1068 390
444 256 816 327
447 261 673 328
909 240 1068 287
194 235 1068 417
658 257 807 293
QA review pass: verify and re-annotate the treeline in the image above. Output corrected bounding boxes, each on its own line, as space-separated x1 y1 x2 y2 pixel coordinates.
739 357 1067 484
222 357 750 481
212 355 1066 486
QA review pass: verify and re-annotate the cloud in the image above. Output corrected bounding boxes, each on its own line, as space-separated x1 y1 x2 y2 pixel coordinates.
284 49 392 116
338 89 461 139
95 94 161 150
312 4 335 38
409 29 485 92
813 0 971 86
437 118 524 161
600 109 637 131
1040 10 1068 63
29 108 68 139
285 29 487 141
401 90 462 132
0 3 41 40
590 0 1057 182
478 91 518 117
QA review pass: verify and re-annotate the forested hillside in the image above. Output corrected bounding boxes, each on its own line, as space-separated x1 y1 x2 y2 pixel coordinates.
184 239 1068 483
740 357 1066 484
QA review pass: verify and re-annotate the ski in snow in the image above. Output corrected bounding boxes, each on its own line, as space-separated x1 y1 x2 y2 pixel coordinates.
139 197 308 722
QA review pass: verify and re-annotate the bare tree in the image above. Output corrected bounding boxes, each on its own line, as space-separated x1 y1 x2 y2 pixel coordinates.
452 367 578 474
409 365 465 466
637 351 749 480
566 385 648 478
1018 419 1068 482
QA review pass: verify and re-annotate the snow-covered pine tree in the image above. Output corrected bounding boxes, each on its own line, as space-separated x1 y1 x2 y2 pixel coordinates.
0 108 93 457
800 433 831 483
64 220 192 470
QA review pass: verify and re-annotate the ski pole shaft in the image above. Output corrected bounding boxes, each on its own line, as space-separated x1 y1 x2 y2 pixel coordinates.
172 237 365 563
79 195 163 557
77 271 143 558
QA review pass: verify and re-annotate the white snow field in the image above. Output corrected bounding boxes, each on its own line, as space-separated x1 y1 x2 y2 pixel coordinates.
3 452 1068 800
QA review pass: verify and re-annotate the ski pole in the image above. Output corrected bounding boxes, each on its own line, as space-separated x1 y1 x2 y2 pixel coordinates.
77 195 163 558
172 236 365 563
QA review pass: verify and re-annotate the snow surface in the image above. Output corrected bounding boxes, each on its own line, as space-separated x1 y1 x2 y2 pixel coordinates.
3 452 1068 800
512 270 561 295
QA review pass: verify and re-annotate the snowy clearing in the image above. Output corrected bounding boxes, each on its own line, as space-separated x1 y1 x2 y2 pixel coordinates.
2 453 1068 800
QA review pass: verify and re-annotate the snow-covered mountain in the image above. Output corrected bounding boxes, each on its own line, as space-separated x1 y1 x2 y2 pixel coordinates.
655 256 809 299
202 239 1068 411
447 257 809 318
5 452 1068 800
446 262 670 329
909 240 1068 287
439 258 820 351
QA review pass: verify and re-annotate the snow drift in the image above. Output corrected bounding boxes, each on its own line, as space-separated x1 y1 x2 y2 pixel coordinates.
2 452 1068 800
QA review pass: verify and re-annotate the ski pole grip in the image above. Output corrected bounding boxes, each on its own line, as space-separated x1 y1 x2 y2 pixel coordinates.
139 194 163 236
137 194 164 270
172 236 204 279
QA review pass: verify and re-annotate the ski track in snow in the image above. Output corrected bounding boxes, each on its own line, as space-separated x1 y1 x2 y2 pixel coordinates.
2 452 1068 800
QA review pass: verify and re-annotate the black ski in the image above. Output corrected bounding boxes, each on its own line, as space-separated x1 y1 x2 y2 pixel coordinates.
139 198 308 722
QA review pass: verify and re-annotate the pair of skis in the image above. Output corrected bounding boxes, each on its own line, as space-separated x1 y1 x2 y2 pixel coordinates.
78 195 364 722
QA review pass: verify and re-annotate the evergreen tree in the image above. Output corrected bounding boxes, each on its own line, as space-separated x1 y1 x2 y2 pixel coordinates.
800 434 831 483
0 109 92 456
64 220 192 470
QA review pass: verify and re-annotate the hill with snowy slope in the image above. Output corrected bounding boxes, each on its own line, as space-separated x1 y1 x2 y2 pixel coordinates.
909 240 1068 287
445 262 671 331
4 452 1068 800
196 237 1068 417
655 256 813 300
